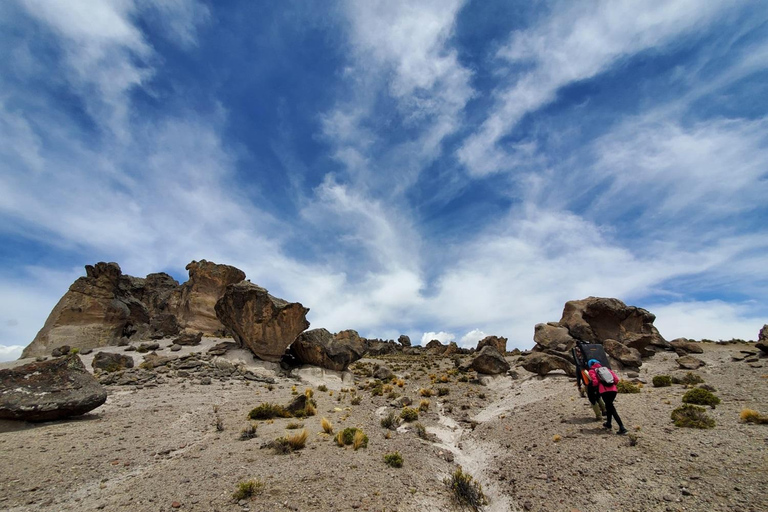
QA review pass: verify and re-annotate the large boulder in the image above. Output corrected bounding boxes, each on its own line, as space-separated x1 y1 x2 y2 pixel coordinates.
559 297 667 355
214 281 309 362
676 355 705 369
398 335 411 347
476 335 507 354
533 323 577 352
756 325 768 354
171 260 245 334
669 338 704 356
602 339 642 369
365 339 399 356
425 339 446 355
469 346 510 375
290 329 366 371
0 354 107 421
522 352 575 377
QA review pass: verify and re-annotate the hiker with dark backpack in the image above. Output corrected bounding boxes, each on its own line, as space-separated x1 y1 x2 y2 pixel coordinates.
575 353 606 420
588 359 627 435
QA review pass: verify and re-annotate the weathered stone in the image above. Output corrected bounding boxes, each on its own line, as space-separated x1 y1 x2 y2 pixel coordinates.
676 355 706 369
533 323 576 351
172 331 203 346
148 313 180 339
443 342 460 357
0 354 107 421
170 344 182 352
398 335 411 347
558 297 666 356
365 339 398 356
51 345 71 357
602 339 642 369
137 342 160 352
425 339 446 355
207 341 237 356
522 352 576 377
477 335 508 354
373 365 394 381
290 328 365 371
756 325 768 354
670 339 704 356
215 281 309 363
470 346 510 375
92 352 134 372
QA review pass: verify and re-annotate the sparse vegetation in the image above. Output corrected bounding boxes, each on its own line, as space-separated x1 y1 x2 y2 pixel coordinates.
672 372 704 386
337 427 368 449
353 430 367 450
552 434 561 443
400 407 419 422
321 417 333 434
248 403 292 420
384 452 403 468
351 395 362 405
380 411 398 430
445 467 487 511
419 388 435 397
239 424 257 440
740 409 768 424
682 388 721 408
317 385 327 392
419 399 430 412
286 422 304 429
652 375 672 387
271 429 308 453
437 387 450 396
414 422 428 439
671 404 716 429
617 381 641 394
232 479 264 501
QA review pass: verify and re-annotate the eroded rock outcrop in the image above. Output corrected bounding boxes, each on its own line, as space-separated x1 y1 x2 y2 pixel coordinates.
468 346 510 375
22 260 247 359
215 281 309 362
0 354 107 421
756 325 768 354
522 352 575 377
290 328 366 371
476 335 507 354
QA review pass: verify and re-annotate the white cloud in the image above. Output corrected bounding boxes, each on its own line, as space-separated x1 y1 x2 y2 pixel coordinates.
458 0 732 176
459 329 487 348
649 301 764 341
0 345 24 362
421 331 455 345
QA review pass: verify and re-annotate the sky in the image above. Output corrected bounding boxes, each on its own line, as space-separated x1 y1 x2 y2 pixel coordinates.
1 0 767 362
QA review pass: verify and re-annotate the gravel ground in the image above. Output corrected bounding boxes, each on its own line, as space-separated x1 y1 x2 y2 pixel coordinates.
1 341 766 512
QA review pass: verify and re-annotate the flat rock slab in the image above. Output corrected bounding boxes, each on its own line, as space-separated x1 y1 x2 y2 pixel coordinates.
0 354 107 421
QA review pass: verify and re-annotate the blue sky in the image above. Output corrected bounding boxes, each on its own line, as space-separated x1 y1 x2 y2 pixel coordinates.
1 0 767 361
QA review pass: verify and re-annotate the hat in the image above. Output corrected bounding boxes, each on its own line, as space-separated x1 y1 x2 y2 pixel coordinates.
588 359 600 367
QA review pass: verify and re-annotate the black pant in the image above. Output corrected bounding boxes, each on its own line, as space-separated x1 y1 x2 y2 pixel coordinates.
601 391 624 429
587 385 601 405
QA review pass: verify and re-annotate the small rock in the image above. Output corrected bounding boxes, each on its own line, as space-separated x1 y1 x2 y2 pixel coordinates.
171 502 181 509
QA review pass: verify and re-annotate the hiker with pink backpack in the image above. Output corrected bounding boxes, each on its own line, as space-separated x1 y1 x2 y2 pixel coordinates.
588 359 628 435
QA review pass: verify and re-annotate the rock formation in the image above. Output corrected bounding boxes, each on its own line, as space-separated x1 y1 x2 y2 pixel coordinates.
92 352 134 372
756 325 768 354
214 281 309 362
398 335 411 347
670 339 704 356
522 352 575 377
290 328 366 371
0 354 107 421
22 260 246 359
477 335 507 354
468 346 510 375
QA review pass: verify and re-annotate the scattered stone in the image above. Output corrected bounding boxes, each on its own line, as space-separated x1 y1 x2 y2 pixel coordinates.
373 365 394 381
51 345 71 357
170 344 182 352
92 352 134 372
172 332 203 346
676 355 705 369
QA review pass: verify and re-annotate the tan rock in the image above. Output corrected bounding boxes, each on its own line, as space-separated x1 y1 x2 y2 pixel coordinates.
533 323 576 351
214 281 309 362
522 351 576 377
602 339 642 368
290 328 366 371
476 335 508 354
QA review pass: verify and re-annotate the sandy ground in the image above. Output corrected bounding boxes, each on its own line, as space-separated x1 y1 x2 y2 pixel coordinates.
1 340 767 512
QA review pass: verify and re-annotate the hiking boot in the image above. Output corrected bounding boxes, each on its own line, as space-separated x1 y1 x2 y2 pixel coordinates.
616 428 628 435
602 422 612 430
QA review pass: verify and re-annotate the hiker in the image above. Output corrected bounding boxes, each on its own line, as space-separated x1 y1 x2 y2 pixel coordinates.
576 361 606 421
588 359 628 435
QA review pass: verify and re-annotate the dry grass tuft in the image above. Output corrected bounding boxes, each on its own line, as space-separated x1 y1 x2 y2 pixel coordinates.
321 417 333 434
552 434 561 443
740 408 768 424
419 388 435 397
419 399 430 412
353 430 367 450
285 429 308 450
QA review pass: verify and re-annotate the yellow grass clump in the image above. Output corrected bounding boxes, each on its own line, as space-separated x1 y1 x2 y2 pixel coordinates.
353 430 367 450
552 434 562 443
285 429 308 450
321 417 333 434
419 388 435 397
335 431 345 447
419 399 430 412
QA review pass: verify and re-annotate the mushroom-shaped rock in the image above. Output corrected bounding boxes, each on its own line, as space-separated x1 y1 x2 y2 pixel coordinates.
522 352 576 377
0 354 107 421
477 335 508 354
290 328 366 371
470 346 510 375
215 282 309 363
559 297 667 355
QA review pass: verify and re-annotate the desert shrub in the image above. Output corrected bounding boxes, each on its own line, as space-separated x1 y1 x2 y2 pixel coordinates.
371 383 383 396
617 381 641 394
552 434 561 443
445 467 487 511
239 424 257 440
271 429 308 453
384 452 403 468
395 378 405 387
286 422 304 430
232 479 264 500
321 417 333 434
740 409 768 424
249 403 292 420
671 404 715 429
70 348 80 355
380 411 398 430
682 388 721 408
316 385 327 392
652 375 672 387
627 433 639 446
437 387 450 396
419 399 430 412
353 430 367 450
414 423 428 439
383 384 394 393
338 427 368 448
439 374 449 383
672 372 704 385
351 395 362 405
400 407 419 422
419 388 435 397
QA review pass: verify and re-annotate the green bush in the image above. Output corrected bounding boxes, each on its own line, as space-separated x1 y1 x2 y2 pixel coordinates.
437 387 450 396
617 381 641 394
339 427 368 448
682 388 721 408
445 467 487 511
400 407 419 422
248 403 292 420
384 452 403 468
232 479 264 500
652 375 672 387
671 404 715 429
380 411 398 430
